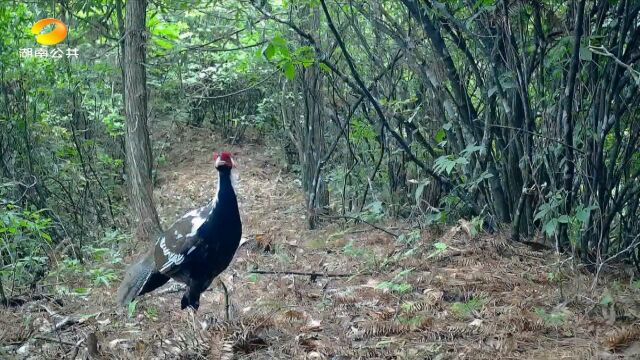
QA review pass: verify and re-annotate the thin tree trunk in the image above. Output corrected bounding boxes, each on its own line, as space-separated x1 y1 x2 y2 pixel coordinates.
302 45 328 230
124 0 162 242
560 0 586 252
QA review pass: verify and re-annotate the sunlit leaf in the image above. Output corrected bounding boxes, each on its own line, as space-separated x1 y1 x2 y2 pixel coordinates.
153 38 174 50
264 43 276 60
319 62 331 73
283 62 295 80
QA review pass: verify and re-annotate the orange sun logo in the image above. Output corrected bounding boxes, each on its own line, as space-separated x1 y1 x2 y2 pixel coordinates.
31 18 67 46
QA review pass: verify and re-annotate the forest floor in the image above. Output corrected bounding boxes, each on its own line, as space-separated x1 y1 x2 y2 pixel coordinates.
3 124 640 359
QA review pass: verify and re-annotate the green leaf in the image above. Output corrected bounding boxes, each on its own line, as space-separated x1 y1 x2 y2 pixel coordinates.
428 241 448 258
72 287 90 296
547 272 556 282
394 283 412 293
271 35 287 48
579 46 592 61
425 210 443 225
534 207 548 222
397 268 414 277
599 290 613 305
153 38 174 50
128 299 138 318
264 43 276 60
474 0 495 8
434 155 468 175
279 45 290 58
283 62 295 80
534 307 566 326
461 144 484 157
152 22 181 40
575 205 595 223
375 281 393 290
435 128 446 143
434 242 447 251
557 215 571 224
319 63 331 73
300 57 314 68
543 218 559 236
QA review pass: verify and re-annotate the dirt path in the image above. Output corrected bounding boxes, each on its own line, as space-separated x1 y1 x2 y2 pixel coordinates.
2 126 638 359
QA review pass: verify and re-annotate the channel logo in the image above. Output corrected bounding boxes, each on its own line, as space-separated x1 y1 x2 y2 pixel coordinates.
31 18 67 45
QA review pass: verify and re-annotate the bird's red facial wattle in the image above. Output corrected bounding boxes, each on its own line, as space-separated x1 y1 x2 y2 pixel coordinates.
213 151 234 169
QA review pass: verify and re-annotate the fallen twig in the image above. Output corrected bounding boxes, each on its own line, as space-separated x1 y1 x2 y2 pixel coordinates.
32 335 77 347
249 269 369 279
3 293 60 307
319 214 399 237
40 305 79 332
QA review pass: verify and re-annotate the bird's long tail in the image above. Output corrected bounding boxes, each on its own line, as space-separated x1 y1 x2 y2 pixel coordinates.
116 250 169 306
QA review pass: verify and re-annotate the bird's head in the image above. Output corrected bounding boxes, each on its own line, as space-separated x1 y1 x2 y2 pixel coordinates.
213 151 235 170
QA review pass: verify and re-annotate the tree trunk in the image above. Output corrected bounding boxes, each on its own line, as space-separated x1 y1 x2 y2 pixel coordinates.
560 0 586 252
302 58 329 230
124 0 162 242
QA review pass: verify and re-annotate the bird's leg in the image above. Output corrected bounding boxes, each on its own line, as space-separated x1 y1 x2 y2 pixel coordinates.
218 278 230 321
182 286 201 332
186 306 198 333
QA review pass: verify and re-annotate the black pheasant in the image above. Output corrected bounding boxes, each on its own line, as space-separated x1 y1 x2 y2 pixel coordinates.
117 151 242 311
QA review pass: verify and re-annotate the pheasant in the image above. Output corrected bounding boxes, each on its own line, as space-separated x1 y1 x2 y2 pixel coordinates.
116 151 241 314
